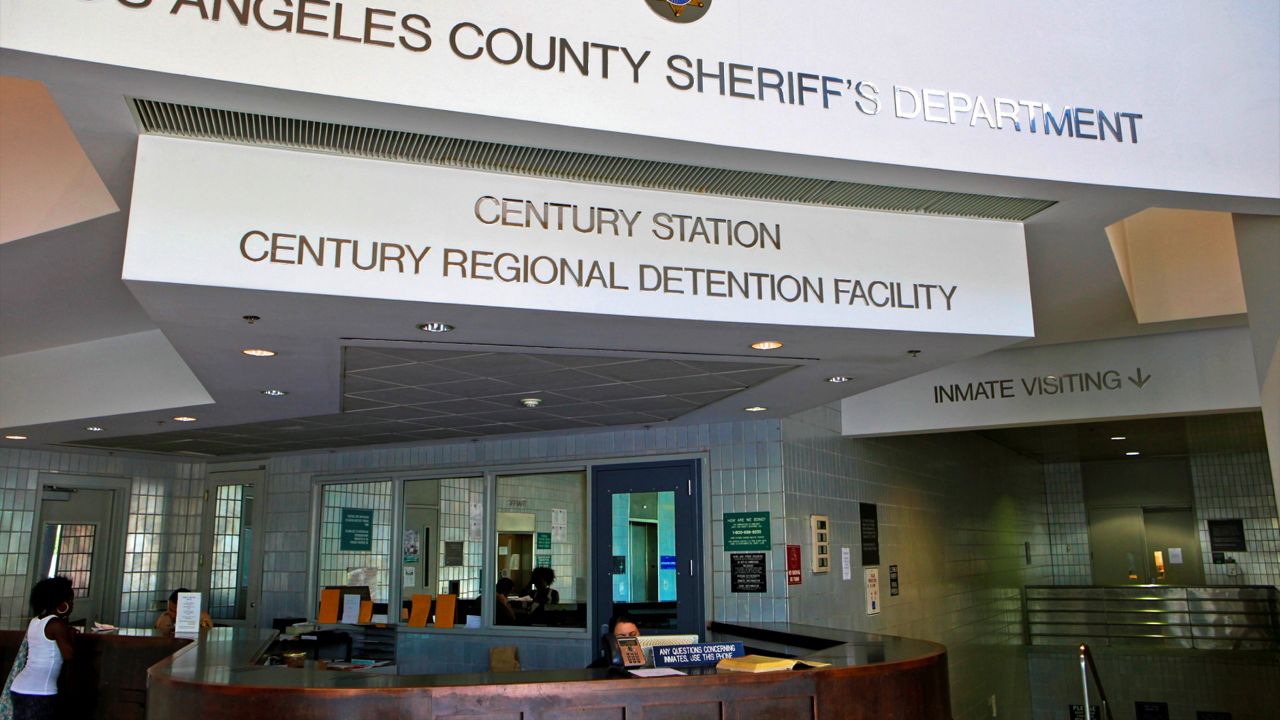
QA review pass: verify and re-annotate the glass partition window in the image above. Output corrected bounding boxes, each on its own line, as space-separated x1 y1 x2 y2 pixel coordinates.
318 481 393 603
402 476 485 625
494 471 587 628
610 491 677 605
208 484 253 619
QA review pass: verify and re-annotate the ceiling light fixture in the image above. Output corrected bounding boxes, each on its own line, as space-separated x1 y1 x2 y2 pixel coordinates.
750 340 783 351
1125 451 1140 456
907 349 922 357
172 416 198 423
1111 436 1127 441
85 426 104 432
418 322 455 333
744 406 768 412
4 434 28 440
826 376 851 384
519 398 543 408
260 389 289 397
241 348 277 357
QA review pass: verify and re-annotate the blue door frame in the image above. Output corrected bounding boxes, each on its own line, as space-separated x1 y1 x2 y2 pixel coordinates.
591 459 704 642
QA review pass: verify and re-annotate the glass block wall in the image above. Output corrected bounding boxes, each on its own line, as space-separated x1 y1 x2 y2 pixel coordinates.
120 471 204 628
0 449 203 629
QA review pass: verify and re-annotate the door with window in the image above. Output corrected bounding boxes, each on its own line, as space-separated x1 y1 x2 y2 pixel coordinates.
592 460 703 639
1087 505 1205 585
36 486 117 625
202 469 265 627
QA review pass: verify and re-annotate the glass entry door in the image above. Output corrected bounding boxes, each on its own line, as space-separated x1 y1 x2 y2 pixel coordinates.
592 460 703 638
37 487 117 625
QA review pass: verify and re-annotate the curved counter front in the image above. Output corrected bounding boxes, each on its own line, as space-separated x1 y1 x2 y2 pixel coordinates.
147 625 949 720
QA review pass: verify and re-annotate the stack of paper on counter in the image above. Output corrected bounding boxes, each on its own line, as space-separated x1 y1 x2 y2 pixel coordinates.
715 655 832 673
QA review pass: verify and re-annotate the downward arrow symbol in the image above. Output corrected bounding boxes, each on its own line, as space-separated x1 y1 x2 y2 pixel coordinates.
1128 368 1151 388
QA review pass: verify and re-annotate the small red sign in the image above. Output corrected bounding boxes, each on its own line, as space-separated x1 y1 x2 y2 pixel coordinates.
786 544 802 585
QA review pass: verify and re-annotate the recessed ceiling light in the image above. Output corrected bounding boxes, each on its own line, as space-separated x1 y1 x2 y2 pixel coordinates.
418 322 455 333
826 376 851 384
4 434 28 440
1045 375 1058 381
1111 436 1127 441
241 348 277 357
519 398 542 408
750 340 783 351
85 426 104 432
260 389 289 397
744 406 768 412
1125 451 1140 456
172 416 198 423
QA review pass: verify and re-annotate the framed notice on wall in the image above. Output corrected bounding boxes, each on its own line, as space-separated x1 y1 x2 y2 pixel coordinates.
724 512 771 551
340 508 373 552
859 503 879 566
730 553 767 593
1207 519 1247 551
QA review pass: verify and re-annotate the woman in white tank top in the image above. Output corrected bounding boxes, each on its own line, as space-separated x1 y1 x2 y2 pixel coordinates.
6 577 75 720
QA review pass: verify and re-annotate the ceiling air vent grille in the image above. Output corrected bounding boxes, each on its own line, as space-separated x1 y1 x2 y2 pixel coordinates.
130 98 1055 221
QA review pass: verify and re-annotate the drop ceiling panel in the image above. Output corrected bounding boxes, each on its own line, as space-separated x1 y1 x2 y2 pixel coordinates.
70 346 801 455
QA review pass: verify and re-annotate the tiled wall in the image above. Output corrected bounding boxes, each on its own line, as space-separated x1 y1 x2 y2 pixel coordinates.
0 448 203 629
781 405 1053 720
1041 450 1278 590
1190 451 1280 587
1045 462 1092 585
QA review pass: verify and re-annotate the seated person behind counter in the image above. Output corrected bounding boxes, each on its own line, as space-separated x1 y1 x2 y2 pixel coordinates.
494 578 518 626
522 567 560 623
587 612 641 669
154 588 213 632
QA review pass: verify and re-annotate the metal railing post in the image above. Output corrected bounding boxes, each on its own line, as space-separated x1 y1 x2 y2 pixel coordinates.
1079 642 1114 720
1078 643 1092 714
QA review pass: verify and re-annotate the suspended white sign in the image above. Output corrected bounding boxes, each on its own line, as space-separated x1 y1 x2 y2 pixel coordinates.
842 327 1262 436
124 136 1033 337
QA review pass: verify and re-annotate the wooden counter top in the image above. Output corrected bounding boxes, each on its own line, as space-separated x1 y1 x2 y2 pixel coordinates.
147 625 951 719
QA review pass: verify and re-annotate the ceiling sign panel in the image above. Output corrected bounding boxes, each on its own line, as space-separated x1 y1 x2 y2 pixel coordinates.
125 137 1031 337
2 2 1276 198
841 327 1261 436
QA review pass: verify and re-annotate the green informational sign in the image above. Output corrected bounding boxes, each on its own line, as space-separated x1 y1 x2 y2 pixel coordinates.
340 508 373 551
537 532 552 550
724 512 771 551
536 555 553 568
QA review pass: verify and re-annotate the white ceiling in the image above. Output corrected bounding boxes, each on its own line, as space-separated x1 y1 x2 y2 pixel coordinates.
1 48 1276 456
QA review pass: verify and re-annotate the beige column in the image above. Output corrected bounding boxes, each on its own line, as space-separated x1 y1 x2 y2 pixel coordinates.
1233 214 1280 506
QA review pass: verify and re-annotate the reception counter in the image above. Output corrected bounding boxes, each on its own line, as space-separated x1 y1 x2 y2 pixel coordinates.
146 624 950 720
0 628 190 720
